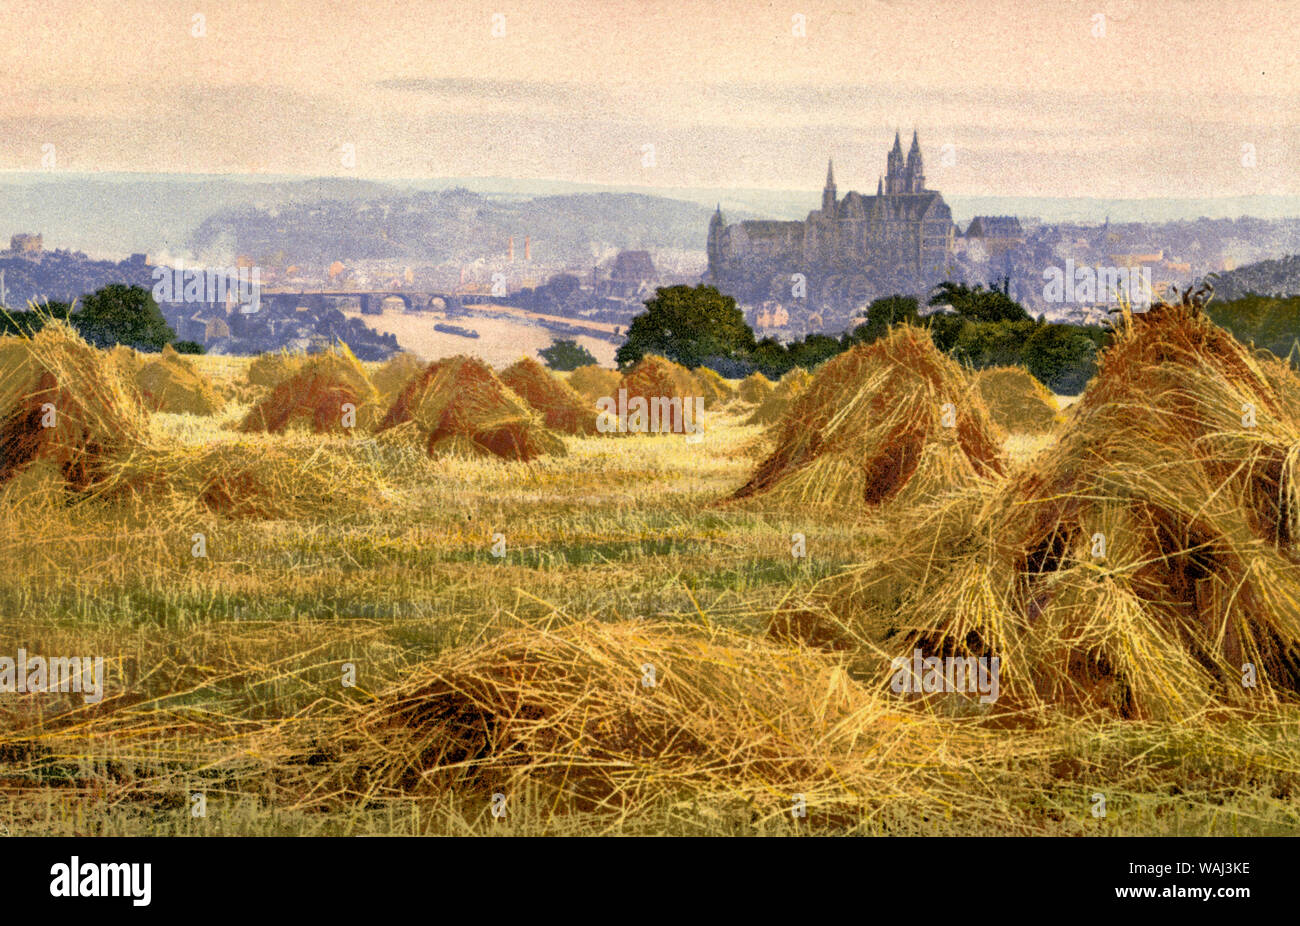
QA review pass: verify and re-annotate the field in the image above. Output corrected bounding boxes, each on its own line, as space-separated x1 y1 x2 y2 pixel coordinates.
2 333 1300 837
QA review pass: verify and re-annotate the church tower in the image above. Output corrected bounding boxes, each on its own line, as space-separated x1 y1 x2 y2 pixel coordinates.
822 159 837 216
906 130 925 193
886 130 906 195
707 204 725 280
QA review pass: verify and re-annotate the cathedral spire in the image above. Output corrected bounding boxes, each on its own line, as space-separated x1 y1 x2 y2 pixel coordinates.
822 159 837 215
906 130 924 193
887 129 906 195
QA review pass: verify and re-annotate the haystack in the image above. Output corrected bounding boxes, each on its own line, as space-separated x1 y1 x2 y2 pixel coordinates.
734 325 1004 510
747 367 812 425
824 292 1300 719
567 364 622 403
298 619 994 817
240 343 379 434
107 344 143 383
619 355 699 405
738 372 774 404
0 322 149 491
135 344 224 415
499 356 598 435
246 349 306 389
378 355 565 460
692 366 734 404
370 351 425 404
973 366 1062 434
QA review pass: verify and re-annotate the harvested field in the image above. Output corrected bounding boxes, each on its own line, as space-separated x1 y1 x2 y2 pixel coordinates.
4 305 1300 837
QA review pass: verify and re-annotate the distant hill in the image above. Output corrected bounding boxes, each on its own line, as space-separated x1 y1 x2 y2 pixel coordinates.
1210 254 1300 301
0 174 400 259
3 172 1298 263
187 189 724 267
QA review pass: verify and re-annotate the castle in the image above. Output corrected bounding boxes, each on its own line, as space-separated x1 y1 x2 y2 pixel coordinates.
706 131 956 326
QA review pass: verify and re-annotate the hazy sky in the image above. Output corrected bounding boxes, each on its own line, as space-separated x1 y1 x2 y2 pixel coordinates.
1 0 1297 198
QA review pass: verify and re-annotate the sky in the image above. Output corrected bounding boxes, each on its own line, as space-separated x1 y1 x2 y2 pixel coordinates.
0 0 1297 199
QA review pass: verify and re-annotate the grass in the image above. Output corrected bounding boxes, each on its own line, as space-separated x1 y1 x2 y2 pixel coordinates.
1 381 1299 835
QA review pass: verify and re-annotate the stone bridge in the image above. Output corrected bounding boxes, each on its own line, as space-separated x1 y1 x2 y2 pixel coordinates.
257 290 466 315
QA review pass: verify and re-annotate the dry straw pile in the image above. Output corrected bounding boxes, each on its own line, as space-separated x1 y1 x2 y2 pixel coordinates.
241 343 379 434
973 366 1062 434
0 324 380 518
824 292 1300 719
298 619 1001 819
379 355 565 460
692 366 734 404
567 364 621 403
246 349 306 389
135 344 225 415
499 356 598 435
370 351 425 405
0 321 149 491
737 371 774 404
619 355 699 405
747 367 812 425
734 325 1003 510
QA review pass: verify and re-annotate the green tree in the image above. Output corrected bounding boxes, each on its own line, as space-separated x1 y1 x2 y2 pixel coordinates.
615 285 755 369
929 279 1029 323
75 284 175 350
1021 323 1101 394
852 294 920 343
538 338 597 371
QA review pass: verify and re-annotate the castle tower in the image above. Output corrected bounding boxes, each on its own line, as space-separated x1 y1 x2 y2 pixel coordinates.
886 130 906 195
822 159 837 215
707 204 725 279
906 130 925 193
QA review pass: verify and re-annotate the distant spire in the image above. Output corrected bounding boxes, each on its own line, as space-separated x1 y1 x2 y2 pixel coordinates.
877 176 883 196
909 129 920 153
892 129 903 153
821 159 838 215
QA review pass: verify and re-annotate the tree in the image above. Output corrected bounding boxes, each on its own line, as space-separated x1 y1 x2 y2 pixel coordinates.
1021 323 1101 395
538 338 597 371
615 284 755 369
852 294 920 343
75 284 175 350
929 279 1029 323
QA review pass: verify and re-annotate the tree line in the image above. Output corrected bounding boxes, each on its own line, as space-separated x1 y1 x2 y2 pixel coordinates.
614 281 1107 394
